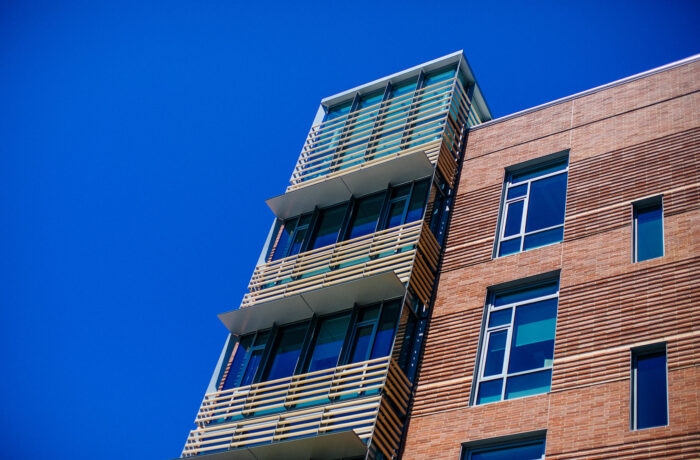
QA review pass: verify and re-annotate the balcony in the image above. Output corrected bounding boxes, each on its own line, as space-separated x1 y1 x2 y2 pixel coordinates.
180 356 411 459
239 221 422 310
266 77 476 220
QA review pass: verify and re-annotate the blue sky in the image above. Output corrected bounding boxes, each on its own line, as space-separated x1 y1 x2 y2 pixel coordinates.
1 1 698 459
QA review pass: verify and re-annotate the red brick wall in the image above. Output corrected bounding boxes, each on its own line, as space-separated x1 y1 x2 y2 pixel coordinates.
401 59 700 459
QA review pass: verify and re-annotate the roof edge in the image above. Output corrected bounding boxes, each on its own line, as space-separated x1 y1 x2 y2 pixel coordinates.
470 53 700 131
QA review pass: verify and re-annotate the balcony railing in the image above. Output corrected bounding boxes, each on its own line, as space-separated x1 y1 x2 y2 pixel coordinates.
287 76 478 192
241 220 423 309
181 356 411 458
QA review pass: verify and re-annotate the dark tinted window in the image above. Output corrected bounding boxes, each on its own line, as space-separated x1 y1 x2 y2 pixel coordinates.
634 200 663 262
634 348 668 429
263 323 308 381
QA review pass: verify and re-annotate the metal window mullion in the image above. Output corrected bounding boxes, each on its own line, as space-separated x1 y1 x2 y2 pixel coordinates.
518 182 531 252
523 223 564 238
500 320 515 401
509 167 569 187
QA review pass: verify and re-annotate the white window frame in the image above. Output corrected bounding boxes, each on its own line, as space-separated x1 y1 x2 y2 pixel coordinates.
497 160 569 257
474 283 559 405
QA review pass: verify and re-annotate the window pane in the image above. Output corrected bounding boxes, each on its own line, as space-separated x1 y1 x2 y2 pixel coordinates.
370 301 401 359
488 308 512 328
508 299 557 373
470 440 545 460
636 203 663 262
406 180 430 223
349 325 374 363
636 351 668 429
386 200 407 229
507 184 528 200
358 305 380 322
504 201 524 237
347 194 383 240
477 379 503 405
524 173 567 233
423 66 456 86
499 238 521 256
505 369 552 400
494 281 558 307
305 314 351 373
241 349 263 386
523 227 564 250
271 221 295 261
222 335 254 390
309 205 347 250
289 227 308 256
483 330 507 377
510 158 568 183
324 101 352 121
264 323 308 381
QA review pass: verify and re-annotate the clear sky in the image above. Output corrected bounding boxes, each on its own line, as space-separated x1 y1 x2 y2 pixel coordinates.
1 1 698 459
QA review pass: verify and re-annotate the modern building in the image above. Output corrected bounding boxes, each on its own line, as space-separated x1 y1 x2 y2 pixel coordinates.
177 52 699 459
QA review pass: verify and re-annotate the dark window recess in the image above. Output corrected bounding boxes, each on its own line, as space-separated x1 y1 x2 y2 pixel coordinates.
267 178 431 262
303 313 351 373
633 346 668 430
462 437 546 460
633 198 664 262
262 322 309 381
222 332 269 390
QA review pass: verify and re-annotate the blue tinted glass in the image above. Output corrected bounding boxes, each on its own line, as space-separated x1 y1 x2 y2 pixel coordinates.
390 79 418 98
504 201 524 237
488 308 512 328
507 184 528 200
386 200 407 228
510 158 568 183
477 379 503 404
636 351 668 429
505 369 552 400
423 66 456 86
499 238 521 256
309 205 347 250
271 221 295 261
306 314 351 372
240 349 263 386
524 173 567 232
483 331 507 377
349 325 373 363
370 301 401 359
636 204 663 262
523 227 564 250
494 281 558 307
347 194 383 240
406 180 429 223
357 91 383 109
222 336 254 390
508 299 557 373
264 323 308 381
324 102 352 121
470 440 545 460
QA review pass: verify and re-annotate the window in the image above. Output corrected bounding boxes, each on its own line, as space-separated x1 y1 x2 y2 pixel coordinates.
497 157 568 257
632 344 668 430
475 279 559 405
267 178 431 262
219 298 405 394
462 435 546 460
633 197 664 262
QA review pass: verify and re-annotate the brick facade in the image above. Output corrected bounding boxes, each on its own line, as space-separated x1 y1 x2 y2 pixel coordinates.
401 59 700 458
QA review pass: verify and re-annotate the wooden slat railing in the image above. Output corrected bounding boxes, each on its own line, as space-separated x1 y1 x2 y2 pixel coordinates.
241 220 422 308
287 76 479 191
181 357 412 458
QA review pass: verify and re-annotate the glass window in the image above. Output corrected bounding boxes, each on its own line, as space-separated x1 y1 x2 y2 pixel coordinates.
308 204 347 250
222 332 269 389
345 300 402 364
345 193 383 240
462 437 546 460
633 198 664 262
632 345 668 430
303 313 351 373
475 280 559 405
497 157 568 257
263 322 309 381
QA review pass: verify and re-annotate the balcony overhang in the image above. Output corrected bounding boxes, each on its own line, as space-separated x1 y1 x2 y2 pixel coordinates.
219 271 405 335
177 430 367 460
266 149 433 220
